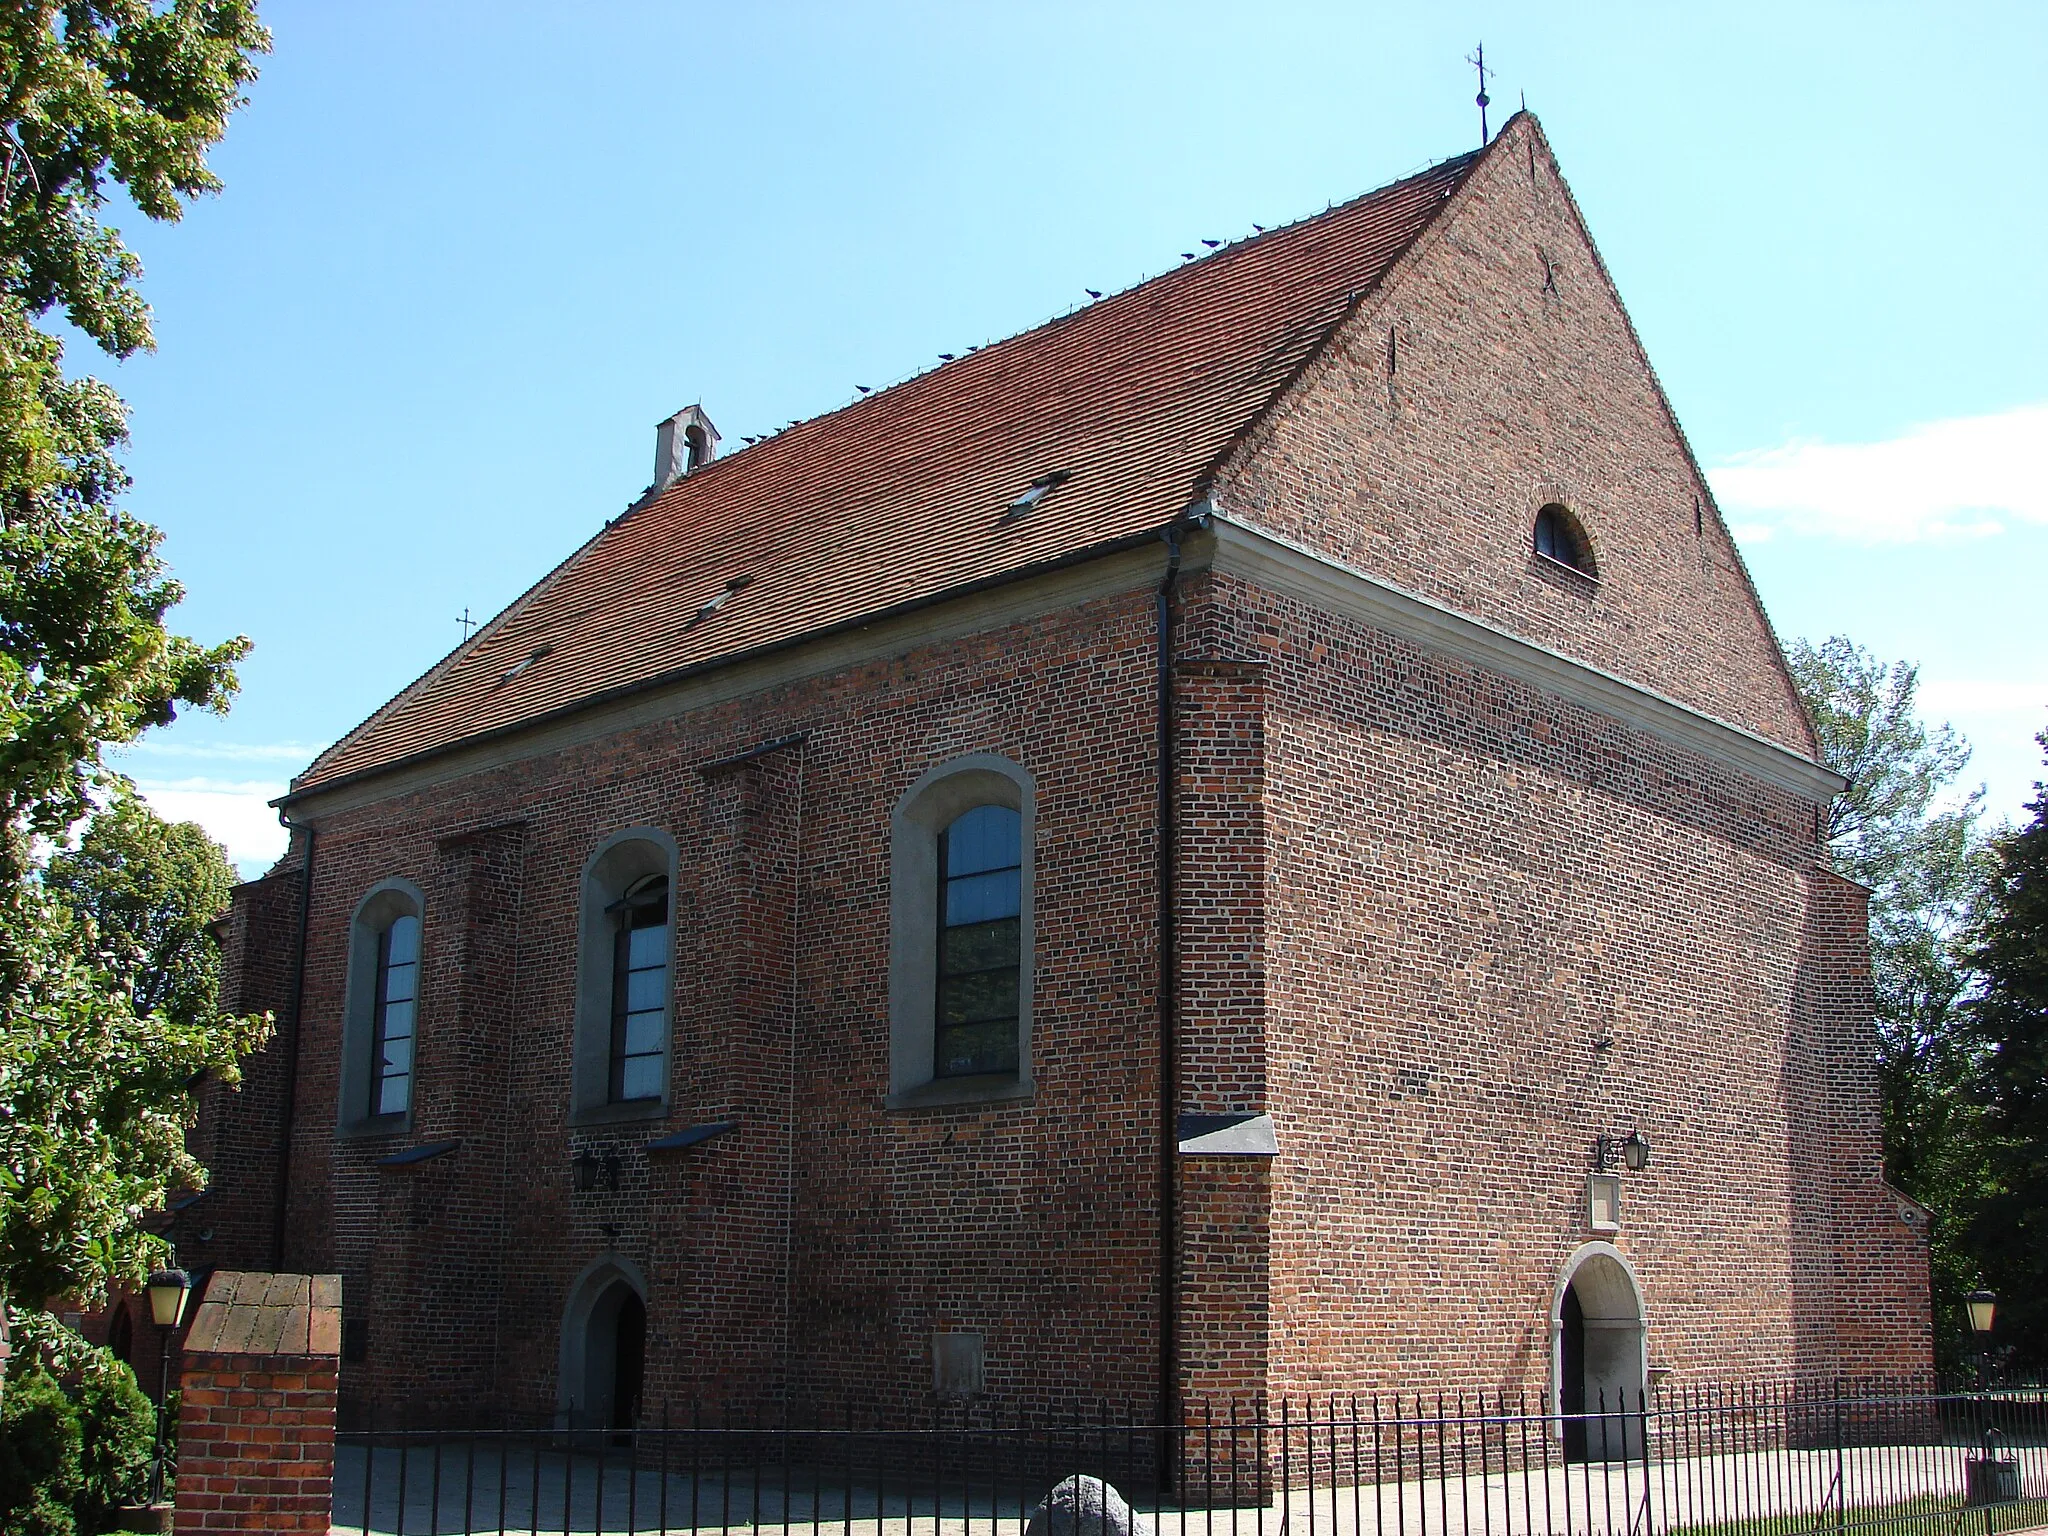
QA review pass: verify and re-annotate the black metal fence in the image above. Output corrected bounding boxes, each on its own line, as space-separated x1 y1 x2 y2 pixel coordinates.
331 1384 2048 1536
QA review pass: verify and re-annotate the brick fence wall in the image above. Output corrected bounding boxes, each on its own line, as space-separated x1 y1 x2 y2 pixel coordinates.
174 1271 340 1535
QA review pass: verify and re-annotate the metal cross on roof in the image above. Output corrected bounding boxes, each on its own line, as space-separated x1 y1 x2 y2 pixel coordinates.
1467 43 1494 146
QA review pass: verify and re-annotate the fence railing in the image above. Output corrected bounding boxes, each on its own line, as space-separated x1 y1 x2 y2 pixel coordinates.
330 1384 2048 1536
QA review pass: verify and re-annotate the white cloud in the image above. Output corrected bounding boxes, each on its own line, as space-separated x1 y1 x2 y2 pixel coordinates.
131 777 290 877
115 740 319 764
1709 403 2048 543
1919 678 2048 717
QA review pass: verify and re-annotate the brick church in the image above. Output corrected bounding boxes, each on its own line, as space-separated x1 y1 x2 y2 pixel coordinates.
169 114 1930 1428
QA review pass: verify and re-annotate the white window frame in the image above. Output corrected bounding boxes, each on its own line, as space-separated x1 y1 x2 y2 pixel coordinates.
571 827 679 1125
886 753 1035 1110
337 876 425 1135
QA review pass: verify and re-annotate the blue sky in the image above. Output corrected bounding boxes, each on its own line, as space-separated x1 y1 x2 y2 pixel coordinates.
97 2 2047 873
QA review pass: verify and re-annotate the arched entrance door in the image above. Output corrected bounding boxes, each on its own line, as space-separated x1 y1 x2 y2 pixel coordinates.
559 1256 650 1434
1553 1243 1646 1462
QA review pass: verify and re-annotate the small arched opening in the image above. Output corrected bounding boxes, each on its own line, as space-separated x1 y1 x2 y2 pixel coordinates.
559 1256 649 1434
1552 1242 1646 1462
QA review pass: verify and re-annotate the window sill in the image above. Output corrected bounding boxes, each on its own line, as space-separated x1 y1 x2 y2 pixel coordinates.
884 1074 1034 1112
1529 552 1600 595
568 1097 668 1129
337 1112 410 1141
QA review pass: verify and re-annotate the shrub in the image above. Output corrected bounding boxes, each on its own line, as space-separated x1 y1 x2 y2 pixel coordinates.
0 1347 156 1535
0 1368 83 1536
75 1354 156 1529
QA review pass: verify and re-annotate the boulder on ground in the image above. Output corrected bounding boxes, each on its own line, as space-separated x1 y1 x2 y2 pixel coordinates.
1025 1475 1149 1536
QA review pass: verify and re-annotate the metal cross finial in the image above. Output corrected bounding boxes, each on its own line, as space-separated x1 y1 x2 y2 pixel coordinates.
1467 43 1495 145
456 606 477 642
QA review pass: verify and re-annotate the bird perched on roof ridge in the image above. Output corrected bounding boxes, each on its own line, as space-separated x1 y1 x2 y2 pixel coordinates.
939 353 955 361
855 385 871 394
1252 223 1266 233
1085 288 1102 299
1201 239 1221 248
1180 252 1196 261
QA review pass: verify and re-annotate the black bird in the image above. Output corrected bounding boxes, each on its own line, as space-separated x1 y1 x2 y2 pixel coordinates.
1085 288 1102 299
1201 238 1221 248
1181 252 1196 261
939 353 955 360
1252 223 1266 232
856 385 871 393
742 435 760 445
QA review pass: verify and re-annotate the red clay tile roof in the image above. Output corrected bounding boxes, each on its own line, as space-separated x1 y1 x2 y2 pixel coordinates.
291 150 1479 799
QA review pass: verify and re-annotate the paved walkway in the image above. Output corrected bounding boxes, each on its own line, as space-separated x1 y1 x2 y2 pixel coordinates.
330 1440 2048 1536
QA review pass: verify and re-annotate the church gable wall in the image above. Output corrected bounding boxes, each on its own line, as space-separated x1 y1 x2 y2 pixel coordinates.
1215 115 1815 757
1186 567 1927 1396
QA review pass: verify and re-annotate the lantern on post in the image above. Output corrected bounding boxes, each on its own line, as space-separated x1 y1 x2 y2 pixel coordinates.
145 1268 192 1506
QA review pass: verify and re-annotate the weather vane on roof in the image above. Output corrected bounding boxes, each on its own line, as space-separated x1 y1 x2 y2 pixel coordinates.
1467 43 1494 146
457 607 477 643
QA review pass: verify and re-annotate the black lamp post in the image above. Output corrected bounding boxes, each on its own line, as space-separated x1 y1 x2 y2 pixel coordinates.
146 1268 192 1506
1961 1289 2018 1506
1964 1289 1998 1389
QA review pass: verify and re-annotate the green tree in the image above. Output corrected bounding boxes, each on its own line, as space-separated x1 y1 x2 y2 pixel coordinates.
1788 636 1997 1360
46 787 237 1029
0 2 272 1321
1 1 266 863
1963 730 2048 1368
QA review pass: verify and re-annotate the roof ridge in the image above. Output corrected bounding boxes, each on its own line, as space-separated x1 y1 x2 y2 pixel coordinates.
639 145 1487 490
291 142 1487 800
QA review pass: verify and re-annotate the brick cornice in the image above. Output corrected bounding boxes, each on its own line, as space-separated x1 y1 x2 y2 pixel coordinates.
1202 506 1845 803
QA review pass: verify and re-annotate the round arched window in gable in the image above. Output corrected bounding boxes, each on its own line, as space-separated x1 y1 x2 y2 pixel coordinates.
1533 503 1597 578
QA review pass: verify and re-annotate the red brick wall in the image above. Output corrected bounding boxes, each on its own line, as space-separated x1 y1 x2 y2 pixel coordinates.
1213 114 1815 758
1178 569 1928 1397
263 589 1169 1424
172 1272 340 1536
174 1353 337 1534
176 861 306 1273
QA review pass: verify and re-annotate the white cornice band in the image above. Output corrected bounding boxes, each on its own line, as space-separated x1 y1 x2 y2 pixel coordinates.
1200 506 1844 803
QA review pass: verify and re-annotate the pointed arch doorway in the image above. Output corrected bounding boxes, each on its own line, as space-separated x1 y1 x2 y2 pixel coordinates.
1552 1242 1647 1461
559 1255 649 1434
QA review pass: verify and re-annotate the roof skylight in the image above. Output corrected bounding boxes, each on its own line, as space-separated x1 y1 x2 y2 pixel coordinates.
1005 469 1072 517
498 643 553 685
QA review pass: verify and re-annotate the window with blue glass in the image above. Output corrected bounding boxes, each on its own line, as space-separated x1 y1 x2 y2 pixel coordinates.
369 913 420 1117
935 805 1022 1078
609 875 670 1102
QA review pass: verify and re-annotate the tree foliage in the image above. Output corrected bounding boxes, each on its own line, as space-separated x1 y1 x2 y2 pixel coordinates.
0 3 271 1316
0 1 266 862
1788 636 1997 1360
46 786 237 1028
1963 731 2048 1367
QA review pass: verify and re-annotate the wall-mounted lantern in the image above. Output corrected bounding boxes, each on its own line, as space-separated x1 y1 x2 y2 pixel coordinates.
1592 1129 1651 1173
573 1150 622 1193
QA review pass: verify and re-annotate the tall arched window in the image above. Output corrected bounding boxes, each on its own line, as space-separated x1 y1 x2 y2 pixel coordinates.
888 754 1035 1109
936 805 1022 1079
608 875 670 1102
574 829 678 1123
339 877 426 1133
370 912 421 1116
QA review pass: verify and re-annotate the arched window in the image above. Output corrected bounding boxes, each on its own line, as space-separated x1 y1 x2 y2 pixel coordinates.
339 878 426 1132
936 805 1023 1079
574 829 678 1122
1533 503 1596 577
888 754 1035 1108
370 913 421 1116
608 875 670 1102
